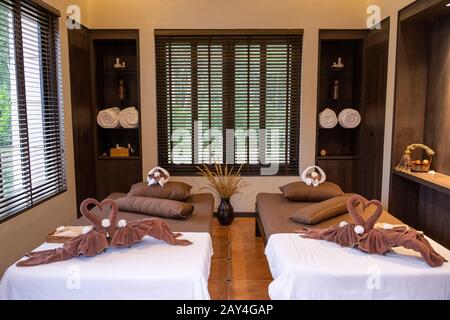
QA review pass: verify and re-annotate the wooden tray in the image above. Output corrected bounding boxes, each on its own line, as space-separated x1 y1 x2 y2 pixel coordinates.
46 226 85 243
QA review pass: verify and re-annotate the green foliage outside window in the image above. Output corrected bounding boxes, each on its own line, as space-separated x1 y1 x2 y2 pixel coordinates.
0 5 13 195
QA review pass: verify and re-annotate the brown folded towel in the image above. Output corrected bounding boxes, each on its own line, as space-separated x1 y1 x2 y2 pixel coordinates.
298 195 447 267
16 198 192 267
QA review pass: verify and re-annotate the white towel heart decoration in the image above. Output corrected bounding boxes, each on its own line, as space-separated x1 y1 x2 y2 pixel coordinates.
147 166 170 187
301 166 326 187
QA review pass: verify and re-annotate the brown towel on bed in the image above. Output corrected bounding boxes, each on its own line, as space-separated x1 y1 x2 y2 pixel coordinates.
298 195 447 267
16 198 192 267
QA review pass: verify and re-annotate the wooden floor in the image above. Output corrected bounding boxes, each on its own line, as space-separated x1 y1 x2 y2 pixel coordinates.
208 217 272 300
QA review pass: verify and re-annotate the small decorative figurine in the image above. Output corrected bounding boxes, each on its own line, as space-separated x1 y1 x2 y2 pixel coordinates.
331 57 345 69
114 58 126 69
114 58 122 69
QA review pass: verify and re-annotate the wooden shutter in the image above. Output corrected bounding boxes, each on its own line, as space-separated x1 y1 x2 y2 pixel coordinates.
155 30 302 175
0 0 65 220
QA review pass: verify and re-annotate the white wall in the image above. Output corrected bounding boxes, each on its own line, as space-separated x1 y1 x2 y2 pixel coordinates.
84 0 372 212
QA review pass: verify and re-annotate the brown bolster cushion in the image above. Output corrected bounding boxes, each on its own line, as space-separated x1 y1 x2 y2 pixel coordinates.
290 195 353 225
127 181 192 201
279 181 344 202
116 196 194 220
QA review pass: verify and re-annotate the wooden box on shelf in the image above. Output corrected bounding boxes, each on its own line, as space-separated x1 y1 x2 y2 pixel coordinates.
110 146 130 157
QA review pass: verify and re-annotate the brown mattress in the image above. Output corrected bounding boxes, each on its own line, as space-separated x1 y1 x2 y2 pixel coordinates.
75 192 214 234
256 193 403 239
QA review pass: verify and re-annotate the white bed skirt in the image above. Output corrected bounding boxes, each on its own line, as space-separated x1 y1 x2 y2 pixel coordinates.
265 233 450 300
0 232 213 300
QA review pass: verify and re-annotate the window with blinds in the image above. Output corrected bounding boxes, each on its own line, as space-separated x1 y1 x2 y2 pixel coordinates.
155 31 302 175
0 0 65 220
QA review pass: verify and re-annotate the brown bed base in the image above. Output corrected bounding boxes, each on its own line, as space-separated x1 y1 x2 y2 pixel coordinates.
255 203 268 245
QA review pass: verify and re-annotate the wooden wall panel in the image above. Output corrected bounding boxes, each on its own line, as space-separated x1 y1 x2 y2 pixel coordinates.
96 159 142 200
390 21 430 168
317 159 356 193
418 186 450 249
68 26 97 215
424 17 450 175
389 174 420 228
359 19 390 200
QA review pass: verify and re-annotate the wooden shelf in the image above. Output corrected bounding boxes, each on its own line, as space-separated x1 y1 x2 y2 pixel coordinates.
393 170 450 196
98 127 139 130
318 156 359 160
103 68 137 75
319 127 360 131
97 156 141 160
320 70 354 75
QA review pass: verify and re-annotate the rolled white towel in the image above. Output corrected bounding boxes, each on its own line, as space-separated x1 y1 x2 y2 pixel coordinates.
97 107 120 128
119 106 139 129
338 108 361 129
319 108 338 129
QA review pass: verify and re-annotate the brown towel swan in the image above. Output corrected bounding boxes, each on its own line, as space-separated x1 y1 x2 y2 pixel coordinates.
17 198 192 267
297 195 447 267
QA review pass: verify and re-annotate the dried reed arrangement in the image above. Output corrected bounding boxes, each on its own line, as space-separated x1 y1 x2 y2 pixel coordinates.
197 162 247 200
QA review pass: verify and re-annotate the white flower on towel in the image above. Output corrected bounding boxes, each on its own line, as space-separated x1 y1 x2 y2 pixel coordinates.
117 219 127 228
101 219 111 228
354 225 365 235
82 226 94 234
339 221 348 228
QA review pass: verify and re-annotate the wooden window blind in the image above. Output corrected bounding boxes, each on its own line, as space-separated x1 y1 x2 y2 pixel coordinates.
0 0 65 221
155 31 302 175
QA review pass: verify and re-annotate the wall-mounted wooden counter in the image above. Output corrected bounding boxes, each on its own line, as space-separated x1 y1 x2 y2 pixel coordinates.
390 170 450 249
394 171 450 197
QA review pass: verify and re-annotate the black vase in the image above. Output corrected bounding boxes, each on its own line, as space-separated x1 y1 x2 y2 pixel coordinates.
218 198 234 226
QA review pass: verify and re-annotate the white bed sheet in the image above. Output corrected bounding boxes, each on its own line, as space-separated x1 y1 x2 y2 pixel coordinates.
265 233 450 300
0 232 212 300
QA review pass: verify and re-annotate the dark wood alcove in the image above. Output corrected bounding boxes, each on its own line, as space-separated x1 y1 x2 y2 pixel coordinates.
389 0 450 248
316 20 390 200
68 28 142 214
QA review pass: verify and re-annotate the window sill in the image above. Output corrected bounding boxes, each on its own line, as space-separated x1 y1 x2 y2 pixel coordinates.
0 189 68 225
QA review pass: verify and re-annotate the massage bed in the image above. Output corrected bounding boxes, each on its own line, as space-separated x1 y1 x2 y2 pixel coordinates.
256 193 450 300
0 193 215 300
76 193 214 233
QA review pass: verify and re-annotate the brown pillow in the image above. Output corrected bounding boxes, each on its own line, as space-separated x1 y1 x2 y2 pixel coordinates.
116 196 194 220
128 181 192 201
290 195 351 225
279 181 344 202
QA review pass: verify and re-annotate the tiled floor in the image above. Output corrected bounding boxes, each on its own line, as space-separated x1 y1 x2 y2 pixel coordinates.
208 218 272 300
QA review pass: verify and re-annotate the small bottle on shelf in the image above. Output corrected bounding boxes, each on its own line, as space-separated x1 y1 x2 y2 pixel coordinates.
331 79 341 100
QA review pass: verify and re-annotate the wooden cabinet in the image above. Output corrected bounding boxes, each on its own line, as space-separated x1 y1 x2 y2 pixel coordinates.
96 158 142 200
315 22 390 199
389 0 450 248
69 28 142 214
